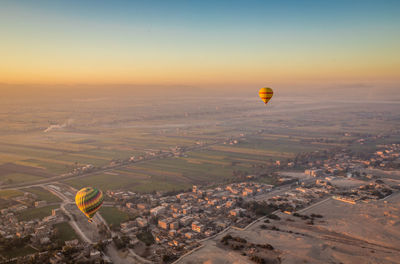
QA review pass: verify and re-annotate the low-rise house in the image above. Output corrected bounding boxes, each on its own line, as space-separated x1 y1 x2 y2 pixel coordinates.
170 221 179 230
179 216 192 226
191 221 204 233
136 217 148 227
35 200 47 208
185 232 194 239
150 206 166 216
158 218 171 230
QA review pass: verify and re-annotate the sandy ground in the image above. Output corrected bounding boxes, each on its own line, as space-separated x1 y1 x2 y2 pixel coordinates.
180 192 400 264
366 169 400 180
280 171 311 180
329 178 367 188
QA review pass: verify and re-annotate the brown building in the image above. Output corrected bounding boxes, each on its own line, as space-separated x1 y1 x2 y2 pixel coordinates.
158 219 171 230
191 221 205 233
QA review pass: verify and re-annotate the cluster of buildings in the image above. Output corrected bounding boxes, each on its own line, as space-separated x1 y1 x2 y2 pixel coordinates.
296 144 400 181
268 180 335 212
370 144 400 168
0 202 65 246
107 182 273 261
333 182 394 204
0 191 64 242
48 241 106 264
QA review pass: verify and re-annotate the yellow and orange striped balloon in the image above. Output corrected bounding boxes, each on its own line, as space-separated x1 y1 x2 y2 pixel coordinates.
259 87 273 105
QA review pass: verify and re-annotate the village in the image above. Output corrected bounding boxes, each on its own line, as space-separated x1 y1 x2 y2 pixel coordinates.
0 143 399 263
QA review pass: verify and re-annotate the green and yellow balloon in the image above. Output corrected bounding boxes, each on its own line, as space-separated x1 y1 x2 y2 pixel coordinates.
75 187 104 222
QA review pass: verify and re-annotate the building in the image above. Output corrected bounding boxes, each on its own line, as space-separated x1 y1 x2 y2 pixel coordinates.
150 206 166 216
179 216 192 226
185 232 194 239
182 207 192 214
305 169 323 177
137 203 147 210
229 208 245 217
120 221 136 230
35 201 47 208
136 217 148 227
52 208 62 216
170 221 179 230
126 202 135 209
65 239 79 247
242 188 254 196
191 221 204 233
158 219 171 230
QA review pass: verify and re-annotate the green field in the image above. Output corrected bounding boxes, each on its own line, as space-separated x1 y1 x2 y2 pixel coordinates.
65 167 191 193
1 97 399 195
17 204 59 221
0 245 37 259
99 207 130 227
53 222 80 242
65 173 141 191
0 189 24 199
22 186 62 203
0 173 44 184
63 133 337 193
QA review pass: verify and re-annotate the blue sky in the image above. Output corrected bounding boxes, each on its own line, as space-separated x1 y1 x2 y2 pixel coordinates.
1 0 399 87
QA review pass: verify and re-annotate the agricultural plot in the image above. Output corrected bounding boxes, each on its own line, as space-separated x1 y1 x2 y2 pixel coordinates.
235 134 335 154
16 204 59 221
0 189 24 199
22 186 62 203
0 199 17 210
0 190 23 209
65 134 316 193
0 173 43 184
99 207 130 227
65 172 140 191
1 96 399 195
0 245 37 259
0 162 51 185
52 153 109 167
65 169 190 193
135 158 235 183
53 222 80 242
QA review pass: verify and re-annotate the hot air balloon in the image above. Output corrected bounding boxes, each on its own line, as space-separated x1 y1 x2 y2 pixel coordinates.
259 87 273 105
75 187 103 222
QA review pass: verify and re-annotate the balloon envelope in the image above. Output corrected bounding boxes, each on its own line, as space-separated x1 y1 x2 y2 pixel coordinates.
75 187 104 220
259 87 273 105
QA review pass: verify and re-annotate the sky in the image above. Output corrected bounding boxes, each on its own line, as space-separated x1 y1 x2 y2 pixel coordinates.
0 0 399 92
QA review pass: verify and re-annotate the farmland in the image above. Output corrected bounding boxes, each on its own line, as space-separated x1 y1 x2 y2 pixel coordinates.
22 186 62 203
0 189 24 199
0 245 37 259
99 207 131 227
53 222 80 242
0 95 399 194
16 204 59 221
64 130 345 192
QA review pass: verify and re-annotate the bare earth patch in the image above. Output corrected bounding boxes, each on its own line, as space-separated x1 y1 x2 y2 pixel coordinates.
180 193 400 264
